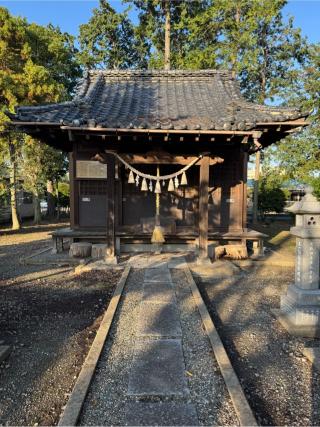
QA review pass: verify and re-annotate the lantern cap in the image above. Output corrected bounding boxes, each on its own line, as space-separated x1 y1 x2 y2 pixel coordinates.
287 186 320 214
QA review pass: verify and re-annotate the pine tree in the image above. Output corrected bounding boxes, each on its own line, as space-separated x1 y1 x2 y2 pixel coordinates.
0 7 79 227
126 0 219 69
78 0 147 69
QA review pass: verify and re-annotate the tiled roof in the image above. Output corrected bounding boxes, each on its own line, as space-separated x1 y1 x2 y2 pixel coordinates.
9 69 307 131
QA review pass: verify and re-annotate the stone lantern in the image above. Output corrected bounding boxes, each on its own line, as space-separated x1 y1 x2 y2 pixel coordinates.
279 186 320 337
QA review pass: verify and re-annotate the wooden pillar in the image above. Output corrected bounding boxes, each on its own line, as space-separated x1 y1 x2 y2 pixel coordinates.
199 155 210 258
252 150 260 224
105 152 116 258
69 150 76 229
242 150 248 231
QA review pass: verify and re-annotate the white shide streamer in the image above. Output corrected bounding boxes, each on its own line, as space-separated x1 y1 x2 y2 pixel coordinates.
105 150 204 181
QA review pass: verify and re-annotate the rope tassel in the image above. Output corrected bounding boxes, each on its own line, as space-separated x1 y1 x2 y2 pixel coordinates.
155 180 161 194
152 165 165 244
128 170 135 184
168 178 174 192
141 178 148 191
181 171 188 185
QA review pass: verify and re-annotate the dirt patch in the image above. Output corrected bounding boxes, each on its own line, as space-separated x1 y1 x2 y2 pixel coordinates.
254 219 296 258
0 269 121 426
198 263 320 426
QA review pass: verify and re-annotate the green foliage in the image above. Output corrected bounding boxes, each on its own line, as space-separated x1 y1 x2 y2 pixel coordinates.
57 181 70 208
259 37 319 198
0 7 79 122
124 0 219 69
310 177 320 201
78 0 147 69
123 0 309 104
0 7 78 224
258 179 287 215
21 136 67 196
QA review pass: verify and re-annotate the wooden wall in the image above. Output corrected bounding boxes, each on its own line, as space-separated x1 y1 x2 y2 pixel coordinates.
71 142 247 232
209 147 246 231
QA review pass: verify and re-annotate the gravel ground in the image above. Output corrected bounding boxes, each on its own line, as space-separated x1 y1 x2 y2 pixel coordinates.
79 268 144 426
0 224 121 426
198 262 320 426
172 268 238 426
0 222 69 281
80 266 238 426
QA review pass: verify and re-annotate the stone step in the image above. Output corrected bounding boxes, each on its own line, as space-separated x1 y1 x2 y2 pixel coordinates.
144 268 172 284
127 339 189 396
142 281 175 303
125 402 199 426
137 302 181 337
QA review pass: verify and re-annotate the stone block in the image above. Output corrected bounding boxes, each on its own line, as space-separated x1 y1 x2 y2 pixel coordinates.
142 281 175 303
125 402 199 426
127 339 189 396
214 244 248 260
137 302 181 337
91 244 107 259
69 242 92 258
144 268 172 284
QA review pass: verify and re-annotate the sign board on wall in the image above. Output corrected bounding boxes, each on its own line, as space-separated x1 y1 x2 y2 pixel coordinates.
76 161 107 179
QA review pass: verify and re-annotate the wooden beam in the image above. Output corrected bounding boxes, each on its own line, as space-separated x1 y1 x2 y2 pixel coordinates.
119 153 223 166
199 155 210 258
105 152 116 258
60 125 257 136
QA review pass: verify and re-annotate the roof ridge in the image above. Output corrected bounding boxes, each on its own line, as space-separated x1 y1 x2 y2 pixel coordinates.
87 69 232 77
235 99 302 113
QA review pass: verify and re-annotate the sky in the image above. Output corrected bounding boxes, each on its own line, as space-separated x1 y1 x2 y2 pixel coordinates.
0 0 319 44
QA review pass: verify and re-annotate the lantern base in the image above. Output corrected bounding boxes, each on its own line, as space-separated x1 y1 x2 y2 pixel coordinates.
275 310 320 338
277 284 320 337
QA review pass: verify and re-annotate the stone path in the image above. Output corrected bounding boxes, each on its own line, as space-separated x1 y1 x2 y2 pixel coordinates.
126 265 198 425
79 256 238 426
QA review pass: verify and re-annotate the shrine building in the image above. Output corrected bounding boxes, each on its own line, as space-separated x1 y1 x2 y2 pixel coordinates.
8 70 308 258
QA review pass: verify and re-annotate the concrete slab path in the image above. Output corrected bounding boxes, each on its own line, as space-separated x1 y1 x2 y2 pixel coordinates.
125 402 198 426
128 266 189 411
79 257 238 426
137 302 181 337
127 338 189 396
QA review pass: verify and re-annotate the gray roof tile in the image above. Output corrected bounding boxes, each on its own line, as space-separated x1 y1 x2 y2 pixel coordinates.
11 69 306 131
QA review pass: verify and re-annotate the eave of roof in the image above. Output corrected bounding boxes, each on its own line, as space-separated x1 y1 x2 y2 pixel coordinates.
7 69 309 134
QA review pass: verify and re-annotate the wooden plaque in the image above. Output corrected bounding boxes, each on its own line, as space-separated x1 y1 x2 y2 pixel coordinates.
76 160 107 179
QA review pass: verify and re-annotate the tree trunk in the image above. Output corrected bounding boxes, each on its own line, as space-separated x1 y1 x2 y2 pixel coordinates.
46 180 55 218
163 0 171 70
8 138 21 230
33 191 41 224
231 5 241 78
